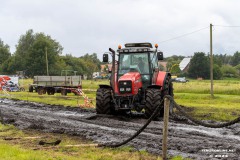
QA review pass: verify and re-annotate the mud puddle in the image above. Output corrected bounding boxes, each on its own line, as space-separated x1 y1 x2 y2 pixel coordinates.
0 98 239 159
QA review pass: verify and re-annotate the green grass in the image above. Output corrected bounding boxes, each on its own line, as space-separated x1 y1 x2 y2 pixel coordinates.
173 79 240 95
1 78 240 121
5 79 236 159
0 124 162 160
174 93 240 121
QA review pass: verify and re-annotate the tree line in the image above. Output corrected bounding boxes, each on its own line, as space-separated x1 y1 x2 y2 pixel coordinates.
0 29 239 80
165 52 240 79
0 29 101 78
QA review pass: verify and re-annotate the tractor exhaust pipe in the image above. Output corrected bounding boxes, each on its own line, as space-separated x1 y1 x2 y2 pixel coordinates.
109 48 115 92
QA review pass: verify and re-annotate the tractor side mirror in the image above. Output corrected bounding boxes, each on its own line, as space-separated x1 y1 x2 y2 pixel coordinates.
157 52 163 60
103 54 109 62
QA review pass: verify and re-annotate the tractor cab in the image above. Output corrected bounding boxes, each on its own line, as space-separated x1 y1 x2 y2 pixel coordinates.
117 43 162 89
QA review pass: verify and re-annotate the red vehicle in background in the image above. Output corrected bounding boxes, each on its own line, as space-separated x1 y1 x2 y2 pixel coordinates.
0 76 10 90
0 76 24 92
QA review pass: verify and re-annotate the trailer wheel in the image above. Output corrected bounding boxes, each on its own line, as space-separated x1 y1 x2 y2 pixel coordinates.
47 88 55 95
29 86 33 92
96 88 114 114
61 89 67 96
144 88 162 118
38 87 46 95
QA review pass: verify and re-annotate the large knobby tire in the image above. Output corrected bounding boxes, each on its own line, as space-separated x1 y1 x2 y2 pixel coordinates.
144 88 162 118
96 88 114 114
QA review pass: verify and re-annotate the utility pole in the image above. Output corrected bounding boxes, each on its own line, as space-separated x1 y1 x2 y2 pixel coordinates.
210 24 214 97
45 47 49 76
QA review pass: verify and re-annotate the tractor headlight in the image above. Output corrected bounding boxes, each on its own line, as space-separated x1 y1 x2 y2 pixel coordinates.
119 80 132 94
126 88 131 92
120 88 125 92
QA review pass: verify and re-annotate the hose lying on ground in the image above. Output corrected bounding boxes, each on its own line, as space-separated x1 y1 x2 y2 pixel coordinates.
98 99 164 148
39 140 61 146
165 95 240 128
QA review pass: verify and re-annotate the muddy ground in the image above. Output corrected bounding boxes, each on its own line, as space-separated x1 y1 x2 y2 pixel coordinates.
0 98 239 159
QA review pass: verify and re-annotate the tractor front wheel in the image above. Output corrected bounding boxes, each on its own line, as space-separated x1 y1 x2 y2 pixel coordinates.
144 88 162 119
96 88 114 114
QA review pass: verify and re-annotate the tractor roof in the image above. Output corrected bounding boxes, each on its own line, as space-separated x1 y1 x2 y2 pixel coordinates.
117 42 155 53
124 43 153 48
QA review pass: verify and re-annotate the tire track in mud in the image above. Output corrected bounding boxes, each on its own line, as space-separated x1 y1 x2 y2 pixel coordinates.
0 99 239 159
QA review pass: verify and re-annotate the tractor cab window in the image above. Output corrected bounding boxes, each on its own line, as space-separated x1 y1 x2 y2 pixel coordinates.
119 53 149 75
150 53 158 72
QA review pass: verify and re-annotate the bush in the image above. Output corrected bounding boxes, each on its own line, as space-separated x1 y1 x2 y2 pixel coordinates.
221 65 238 78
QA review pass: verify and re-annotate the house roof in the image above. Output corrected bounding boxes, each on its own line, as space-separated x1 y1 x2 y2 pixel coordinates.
179 58 191 71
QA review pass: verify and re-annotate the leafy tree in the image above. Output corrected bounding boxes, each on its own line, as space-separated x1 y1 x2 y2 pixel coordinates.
188 52 210 79
214 54 232 66
79 53 101 77
213 54 223 67
0 39 11 72
8 30 63 77
170 64 181 75
221 65 238 77
1 56 18 74
213 64 222 80
234 64 240 77
230 51 240 66
14 29 35 71
166 55 184 72
25 32 63 76
61 54 86 75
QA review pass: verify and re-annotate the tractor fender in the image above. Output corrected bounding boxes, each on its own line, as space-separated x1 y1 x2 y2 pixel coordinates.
155 71 171 91
99 85 112 89
147 85 161 89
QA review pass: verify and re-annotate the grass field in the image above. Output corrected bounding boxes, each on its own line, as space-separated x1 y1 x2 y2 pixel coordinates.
0 78 239 160
173 79 240 121
1 78 239 121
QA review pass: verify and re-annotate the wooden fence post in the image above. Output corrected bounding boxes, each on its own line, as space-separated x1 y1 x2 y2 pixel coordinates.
162 97 170 160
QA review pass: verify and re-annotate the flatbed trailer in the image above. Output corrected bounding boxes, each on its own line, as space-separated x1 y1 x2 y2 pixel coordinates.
29 76 82 95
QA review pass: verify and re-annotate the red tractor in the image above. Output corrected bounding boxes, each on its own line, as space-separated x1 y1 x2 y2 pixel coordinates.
96 43 173 118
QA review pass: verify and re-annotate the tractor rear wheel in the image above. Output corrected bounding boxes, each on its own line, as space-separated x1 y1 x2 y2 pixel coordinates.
144 88 162 118
96 88 114 114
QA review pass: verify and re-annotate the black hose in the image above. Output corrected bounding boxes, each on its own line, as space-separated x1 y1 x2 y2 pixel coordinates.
100 95 240 148
0 109 4 125
99 99 164 148
165 95 240 128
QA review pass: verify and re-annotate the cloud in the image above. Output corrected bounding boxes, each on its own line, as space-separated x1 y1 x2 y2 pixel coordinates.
0 0 239 58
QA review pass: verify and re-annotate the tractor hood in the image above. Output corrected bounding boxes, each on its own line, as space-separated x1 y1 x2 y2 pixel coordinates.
117 72 142 95
118 72 141 82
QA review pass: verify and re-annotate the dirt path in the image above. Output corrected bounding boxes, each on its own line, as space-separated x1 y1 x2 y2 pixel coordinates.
0 99 239 159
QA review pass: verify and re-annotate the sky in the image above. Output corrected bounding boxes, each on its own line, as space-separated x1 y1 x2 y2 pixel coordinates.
0 0 240 58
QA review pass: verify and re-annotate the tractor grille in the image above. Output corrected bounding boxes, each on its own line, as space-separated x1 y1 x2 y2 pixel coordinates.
118 81 132 94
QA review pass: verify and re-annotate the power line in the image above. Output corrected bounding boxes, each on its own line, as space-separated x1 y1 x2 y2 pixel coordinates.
159 26 209 44
214 25 240 28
